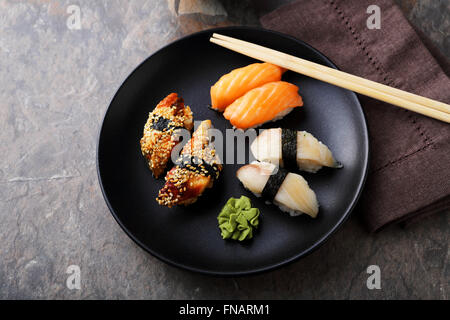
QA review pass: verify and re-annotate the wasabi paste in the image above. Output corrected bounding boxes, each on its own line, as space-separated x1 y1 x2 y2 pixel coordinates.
217 196 260 241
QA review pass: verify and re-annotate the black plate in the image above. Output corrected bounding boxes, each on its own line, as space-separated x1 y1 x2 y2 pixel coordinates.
97 27 369 276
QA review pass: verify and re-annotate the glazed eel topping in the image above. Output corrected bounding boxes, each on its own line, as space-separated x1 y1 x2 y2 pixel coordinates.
156 120 222 207
140 93 193 178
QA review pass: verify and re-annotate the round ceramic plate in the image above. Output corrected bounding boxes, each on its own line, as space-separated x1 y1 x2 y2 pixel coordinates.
97 27 369 276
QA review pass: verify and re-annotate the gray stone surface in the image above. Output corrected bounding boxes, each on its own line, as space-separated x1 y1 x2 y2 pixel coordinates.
0 0 448 299
395 0 450 57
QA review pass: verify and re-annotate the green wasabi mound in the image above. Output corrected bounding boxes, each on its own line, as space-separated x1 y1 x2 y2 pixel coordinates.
217 196 260 241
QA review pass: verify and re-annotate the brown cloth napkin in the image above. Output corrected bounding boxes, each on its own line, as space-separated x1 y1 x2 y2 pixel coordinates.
260 0 450 232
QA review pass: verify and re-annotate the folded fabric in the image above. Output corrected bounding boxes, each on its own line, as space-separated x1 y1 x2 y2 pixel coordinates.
260 0 450 232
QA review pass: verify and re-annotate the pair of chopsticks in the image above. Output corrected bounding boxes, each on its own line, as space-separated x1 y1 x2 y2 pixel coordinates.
210 33 450 124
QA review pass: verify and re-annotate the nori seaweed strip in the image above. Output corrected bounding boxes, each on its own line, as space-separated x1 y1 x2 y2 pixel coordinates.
175 154 220 179
150 116 185 132
261 167 288 201
282 129 297 169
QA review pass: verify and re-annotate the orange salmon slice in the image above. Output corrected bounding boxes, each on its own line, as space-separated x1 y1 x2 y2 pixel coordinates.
223 81 303 129
210 62 285 111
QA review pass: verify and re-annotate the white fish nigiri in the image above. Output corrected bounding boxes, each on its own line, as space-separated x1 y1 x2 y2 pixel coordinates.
236 161 319 218
250 128 342 173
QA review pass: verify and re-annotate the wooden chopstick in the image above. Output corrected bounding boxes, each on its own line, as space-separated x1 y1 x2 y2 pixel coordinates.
210 33 450 123
213 33 449 114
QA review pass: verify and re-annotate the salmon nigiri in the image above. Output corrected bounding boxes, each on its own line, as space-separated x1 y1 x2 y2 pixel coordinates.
210 63 285 111
223 81 303 129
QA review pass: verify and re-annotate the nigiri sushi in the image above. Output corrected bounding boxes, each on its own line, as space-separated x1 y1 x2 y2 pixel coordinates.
251 128 342 173
140 93 193 178
157 120 222 207
210 63 285 111
223 81 303 129
236 161 319 218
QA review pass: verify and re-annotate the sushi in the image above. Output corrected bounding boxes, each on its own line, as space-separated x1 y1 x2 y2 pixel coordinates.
236 161 319 218
157 120 222 207
251 128 342 173
223 81 303 129
140 93 193 178
210 62 285 111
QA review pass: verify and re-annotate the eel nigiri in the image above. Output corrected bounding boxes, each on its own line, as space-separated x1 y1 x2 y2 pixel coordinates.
210 63 285 111
251 128 342 173
237 161 319 218
223 81 303 129
157 120 222 207
140 93 193 178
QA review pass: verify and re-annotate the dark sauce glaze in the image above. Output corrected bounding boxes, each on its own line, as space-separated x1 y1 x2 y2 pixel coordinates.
150 115 185 132
175 154 220 180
